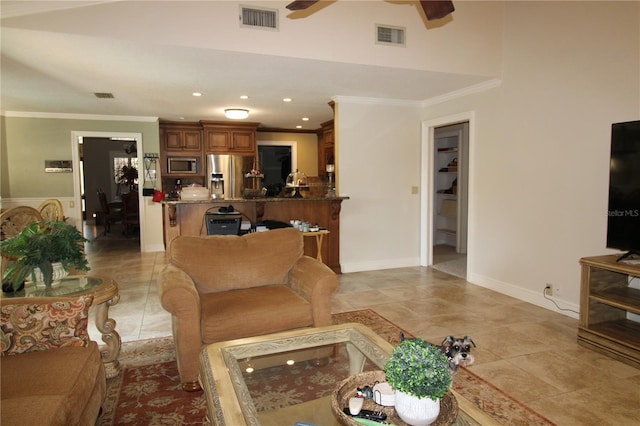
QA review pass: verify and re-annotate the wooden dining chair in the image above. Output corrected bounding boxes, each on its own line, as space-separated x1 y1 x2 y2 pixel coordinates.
120 191 140 236
97 189 123 235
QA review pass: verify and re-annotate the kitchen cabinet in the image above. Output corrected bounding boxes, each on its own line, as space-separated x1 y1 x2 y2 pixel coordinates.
201 121 259 154
160 122 202 152
317 119 334 176
578 255 640 368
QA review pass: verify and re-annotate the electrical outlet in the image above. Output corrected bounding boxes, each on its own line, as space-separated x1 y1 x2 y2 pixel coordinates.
544 284 553 296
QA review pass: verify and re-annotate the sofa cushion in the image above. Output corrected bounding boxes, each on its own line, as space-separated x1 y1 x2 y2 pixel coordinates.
200 285 314 343
170 228 304 294
0 294 93 356
0 341 106 426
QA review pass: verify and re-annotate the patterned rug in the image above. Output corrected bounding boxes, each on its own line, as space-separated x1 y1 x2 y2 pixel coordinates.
98 309 554 425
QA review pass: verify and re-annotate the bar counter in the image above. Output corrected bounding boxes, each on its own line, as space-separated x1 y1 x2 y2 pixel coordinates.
162 197 348 273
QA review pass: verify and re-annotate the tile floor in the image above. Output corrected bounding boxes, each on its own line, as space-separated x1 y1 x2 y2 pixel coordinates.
84 223 640 425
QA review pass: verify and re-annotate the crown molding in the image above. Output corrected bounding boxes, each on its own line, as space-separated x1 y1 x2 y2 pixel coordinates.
1 111 158 122
332 96 422 107
421 78 502 107
332 78 502 110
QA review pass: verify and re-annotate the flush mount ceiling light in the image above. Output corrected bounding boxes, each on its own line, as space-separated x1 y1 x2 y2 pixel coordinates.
224 108 250 119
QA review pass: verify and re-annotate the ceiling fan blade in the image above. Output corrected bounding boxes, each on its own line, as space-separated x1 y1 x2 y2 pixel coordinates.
419 0 455 20
286 1 320 11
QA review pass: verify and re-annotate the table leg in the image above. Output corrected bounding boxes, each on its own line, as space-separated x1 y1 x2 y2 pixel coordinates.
95 293 122 378
315 234 324 263
346 342 366 375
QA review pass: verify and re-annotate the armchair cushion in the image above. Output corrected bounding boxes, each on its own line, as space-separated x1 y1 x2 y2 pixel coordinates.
169 228 303 293
201 285 314 342
0 294 93 356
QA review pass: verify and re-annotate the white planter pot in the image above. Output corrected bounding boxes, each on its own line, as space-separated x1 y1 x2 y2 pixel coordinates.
394 390 440 426
31 263 68 287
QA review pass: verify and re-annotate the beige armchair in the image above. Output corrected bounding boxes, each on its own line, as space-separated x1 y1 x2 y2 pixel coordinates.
158 228 339 391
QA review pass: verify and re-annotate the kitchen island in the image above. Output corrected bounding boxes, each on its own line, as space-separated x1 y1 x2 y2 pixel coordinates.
162 197 348 273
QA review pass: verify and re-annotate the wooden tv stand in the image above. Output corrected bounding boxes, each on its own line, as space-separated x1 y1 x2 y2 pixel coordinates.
578 255 640 368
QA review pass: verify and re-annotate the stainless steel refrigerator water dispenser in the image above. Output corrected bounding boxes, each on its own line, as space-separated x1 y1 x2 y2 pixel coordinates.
210 173 224 199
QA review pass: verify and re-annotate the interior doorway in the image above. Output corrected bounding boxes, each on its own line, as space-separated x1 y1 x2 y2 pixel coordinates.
71 131 144 249
420 112 474 280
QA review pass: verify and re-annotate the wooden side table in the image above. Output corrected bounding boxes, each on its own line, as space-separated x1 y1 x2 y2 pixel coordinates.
302 229 330 263
3 275 122 378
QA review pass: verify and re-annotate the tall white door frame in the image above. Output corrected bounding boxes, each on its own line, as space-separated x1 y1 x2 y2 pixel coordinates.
420 112 475 268
71 131 144 251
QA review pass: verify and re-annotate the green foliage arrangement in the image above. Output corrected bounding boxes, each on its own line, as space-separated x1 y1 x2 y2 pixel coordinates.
0 221 90 289
384 337 452 400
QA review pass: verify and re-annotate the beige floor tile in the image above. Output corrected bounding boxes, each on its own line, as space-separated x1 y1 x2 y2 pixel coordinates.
510 350 621 393
82 227 640 425
468 359 563 402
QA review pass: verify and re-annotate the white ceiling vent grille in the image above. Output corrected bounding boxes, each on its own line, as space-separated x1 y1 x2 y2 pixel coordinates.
240 5 278 30
376 24 406 47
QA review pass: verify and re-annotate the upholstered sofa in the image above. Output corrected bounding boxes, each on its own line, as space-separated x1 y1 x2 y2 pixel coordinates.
0 295 107 425
158 228 339 391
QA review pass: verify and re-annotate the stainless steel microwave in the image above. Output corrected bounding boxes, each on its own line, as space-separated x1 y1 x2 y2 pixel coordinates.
167 157 198 174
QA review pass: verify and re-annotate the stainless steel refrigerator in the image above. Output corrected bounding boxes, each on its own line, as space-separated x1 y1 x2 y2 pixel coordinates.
206 154 252 200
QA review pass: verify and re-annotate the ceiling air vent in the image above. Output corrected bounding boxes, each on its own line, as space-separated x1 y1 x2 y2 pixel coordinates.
240 5 278 30
94 92 114 99
376 24 406 47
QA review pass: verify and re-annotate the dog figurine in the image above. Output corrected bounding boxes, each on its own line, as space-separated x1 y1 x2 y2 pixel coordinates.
400 333 476 375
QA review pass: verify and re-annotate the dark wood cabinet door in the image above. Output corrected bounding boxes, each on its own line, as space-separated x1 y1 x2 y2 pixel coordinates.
230 130 256 153
182 130 202 150
205 130 230 152
164 130 183 150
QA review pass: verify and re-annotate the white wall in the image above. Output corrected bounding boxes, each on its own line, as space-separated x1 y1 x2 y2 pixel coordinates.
336 1 639 316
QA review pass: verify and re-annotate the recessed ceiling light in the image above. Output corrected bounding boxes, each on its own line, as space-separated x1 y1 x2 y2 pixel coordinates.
283 98 292 102
240 95 249 99
296 125 302 129
192 92 202 97
302 117 309 121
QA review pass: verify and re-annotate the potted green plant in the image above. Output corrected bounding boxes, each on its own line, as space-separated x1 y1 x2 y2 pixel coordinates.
117 164 138 191
0 221 90 290
384 337 452 426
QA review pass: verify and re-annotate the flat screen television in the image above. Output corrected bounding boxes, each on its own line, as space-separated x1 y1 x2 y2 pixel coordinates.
607 120 640 261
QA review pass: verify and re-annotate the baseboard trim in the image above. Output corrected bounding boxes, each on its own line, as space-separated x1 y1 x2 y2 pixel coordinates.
341 257 420 273
468 272 579 319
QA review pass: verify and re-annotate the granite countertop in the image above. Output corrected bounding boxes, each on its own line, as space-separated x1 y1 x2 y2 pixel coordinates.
162 196 349 204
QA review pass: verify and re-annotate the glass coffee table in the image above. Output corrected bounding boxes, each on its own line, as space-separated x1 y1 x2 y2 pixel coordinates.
199 323 493 426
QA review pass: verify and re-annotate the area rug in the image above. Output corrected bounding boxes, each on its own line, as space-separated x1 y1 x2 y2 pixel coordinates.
98 309 554 425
